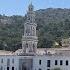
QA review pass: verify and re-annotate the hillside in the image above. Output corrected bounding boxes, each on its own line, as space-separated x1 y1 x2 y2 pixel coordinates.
0 8 70 51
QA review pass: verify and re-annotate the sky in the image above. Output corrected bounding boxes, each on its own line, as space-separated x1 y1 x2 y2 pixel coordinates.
0 0 70 16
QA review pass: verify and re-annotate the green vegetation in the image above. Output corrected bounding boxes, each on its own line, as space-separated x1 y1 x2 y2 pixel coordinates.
0 8 70 51
51 68 61 70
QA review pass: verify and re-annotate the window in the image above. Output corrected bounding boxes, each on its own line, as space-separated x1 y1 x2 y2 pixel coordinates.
1 59 3 63
7 67 9 70
26 43 28 48
31 26 32 30
55 60 58 65
39 68 41 70
60 60 63 65
66 60 68 66
33 44 35 52
47 60 50 67
1 66 3 70
12 59 14 64
26 29 30 36
7 59 10 66
12 67 14 70
39 60 41 65
47 69 50 70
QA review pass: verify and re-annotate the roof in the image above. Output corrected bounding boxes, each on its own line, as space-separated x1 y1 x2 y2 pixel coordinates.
0 47 70 56
0 50 14 55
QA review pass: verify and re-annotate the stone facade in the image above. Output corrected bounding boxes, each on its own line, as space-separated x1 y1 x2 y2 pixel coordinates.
22 3 38 54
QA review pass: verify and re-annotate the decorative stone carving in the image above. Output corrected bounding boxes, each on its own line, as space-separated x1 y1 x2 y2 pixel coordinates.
22 3 38 54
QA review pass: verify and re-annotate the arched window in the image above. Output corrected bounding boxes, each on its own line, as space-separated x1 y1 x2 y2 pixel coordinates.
33 27 35 36
26 43 28 48
26 29 30 36
33 44 35 48
33 44 35 52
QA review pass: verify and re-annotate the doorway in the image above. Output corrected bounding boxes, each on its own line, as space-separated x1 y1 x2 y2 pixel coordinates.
23 66 27 70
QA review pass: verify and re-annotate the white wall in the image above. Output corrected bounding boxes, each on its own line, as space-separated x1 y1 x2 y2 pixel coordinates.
33 55 70 70
0 55 19 70
0 54 70 70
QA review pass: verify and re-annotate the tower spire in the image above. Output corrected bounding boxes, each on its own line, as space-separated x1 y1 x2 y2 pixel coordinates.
28 0 34 11
27 1 35 23
30 0 32 4
22 1 38 54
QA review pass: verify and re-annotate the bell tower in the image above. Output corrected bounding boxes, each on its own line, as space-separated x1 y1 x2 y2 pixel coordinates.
22 3 38 54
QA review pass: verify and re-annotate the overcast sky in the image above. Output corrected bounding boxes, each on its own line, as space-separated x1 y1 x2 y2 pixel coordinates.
0 0 70 16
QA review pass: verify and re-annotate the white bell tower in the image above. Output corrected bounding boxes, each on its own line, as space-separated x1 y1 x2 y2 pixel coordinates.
22 3 38 54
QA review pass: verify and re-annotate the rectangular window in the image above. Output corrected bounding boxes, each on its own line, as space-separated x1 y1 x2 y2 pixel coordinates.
1 66 3 70
39 60 41 65
55 60 58 65
47 60 50 67
60 60 63 65
66 60 68 66
1 59 3 63
7 59 10 66
12 59 14 64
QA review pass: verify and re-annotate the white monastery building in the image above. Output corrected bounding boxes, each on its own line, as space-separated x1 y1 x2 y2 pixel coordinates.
0 3 70 70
